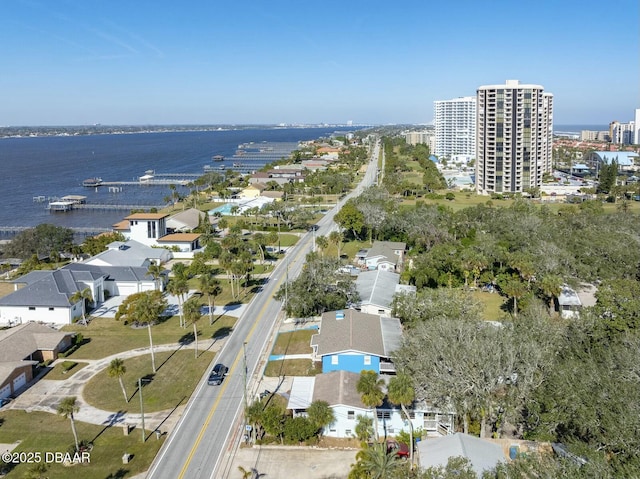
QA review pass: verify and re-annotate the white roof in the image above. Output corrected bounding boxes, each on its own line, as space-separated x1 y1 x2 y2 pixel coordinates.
418 433 505 475
287 376 316 410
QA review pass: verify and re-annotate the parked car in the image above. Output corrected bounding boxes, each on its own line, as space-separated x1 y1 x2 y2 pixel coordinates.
207 363 228 385
386 440 410 458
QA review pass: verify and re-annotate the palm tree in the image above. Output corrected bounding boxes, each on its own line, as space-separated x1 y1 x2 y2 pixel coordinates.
237 466 266 479
57 396 80 452
146 262 164 291
167 278 189 328
357 370 385 440
351 441 403 479
183 297 203 358
538 274 563 312
307 400 335 438
69 287 93 326
387 373 416 468
329 230 344 259
315 235 328 257
107 358 129 402
199 274 222 325
500 276 528 318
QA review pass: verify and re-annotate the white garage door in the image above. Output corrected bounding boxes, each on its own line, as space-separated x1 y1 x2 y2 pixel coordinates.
0 383 11 399
12 372 27 391
116 283 138 296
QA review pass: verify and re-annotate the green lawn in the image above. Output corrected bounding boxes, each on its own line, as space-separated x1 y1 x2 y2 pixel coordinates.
263 359 322 377
84 350 214 412
472 290 508 321
0 410 163 479
270 329 317 355
63 315 236 360
44 361 89 381
277 233 300 247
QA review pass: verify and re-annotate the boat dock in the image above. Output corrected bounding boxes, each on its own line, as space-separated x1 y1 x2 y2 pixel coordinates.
46 202 161 212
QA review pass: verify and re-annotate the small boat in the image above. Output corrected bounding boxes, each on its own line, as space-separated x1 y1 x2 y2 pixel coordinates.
212 155 224 161
82 177 102 187
233 162 242 167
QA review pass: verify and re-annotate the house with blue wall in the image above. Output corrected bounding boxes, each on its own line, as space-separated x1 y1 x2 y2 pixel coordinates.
310 309 402 375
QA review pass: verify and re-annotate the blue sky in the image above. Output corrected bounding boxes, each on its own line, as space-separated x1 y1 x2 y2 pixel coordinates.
1 0 638 126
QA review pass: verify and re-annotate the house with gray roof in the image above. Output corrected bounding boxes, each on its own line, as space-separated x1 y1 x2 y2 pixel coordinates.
287 370 455 439
0 322 74 400
166 208 206 233
418 433 506 476
85 240 172 268
355 269 416 316
311 310 402 375
359 241 406 272
0 244 163 326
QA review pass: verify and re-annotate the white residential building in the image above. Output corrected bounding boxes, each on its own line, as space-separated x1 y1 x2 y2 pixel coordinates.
475 80 553 194
635 108 640 144
434 96 476 159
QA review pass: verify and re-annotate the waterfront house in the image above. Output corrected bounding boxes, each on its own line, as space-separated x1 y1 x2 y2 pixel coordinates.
311 310 402 375
0 322 74 401
166 208 207 233
113 212 201 257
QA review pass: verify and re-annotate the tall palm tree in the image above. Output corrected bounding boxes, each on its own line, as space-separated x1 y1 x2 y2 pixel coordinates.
167 278 189 328
69 287 93 326
199 274 222 325
132 292 166 373
107 358 129 402
183 298 203 358
57 396 80 451
357 370 385 440
329 230 344 259
146 262 164 291
387 373 416 468
315 235 328 257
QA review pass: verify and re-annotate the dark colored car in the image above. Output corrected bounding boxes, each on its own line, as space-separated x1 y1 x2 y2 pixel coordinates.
207 363 228 385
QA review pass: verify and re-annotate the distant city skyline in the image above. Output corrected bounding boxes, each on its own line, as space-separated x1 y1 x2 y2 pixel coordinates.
1 0 638 126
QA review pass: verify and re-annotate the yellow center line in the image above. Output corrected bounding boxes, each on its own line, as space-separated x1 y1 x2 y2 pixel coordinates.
177 245 308 478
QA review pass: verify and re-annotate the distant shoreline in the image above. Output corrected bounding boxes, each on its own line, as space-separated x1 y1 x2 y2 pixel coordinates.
0 124 364 139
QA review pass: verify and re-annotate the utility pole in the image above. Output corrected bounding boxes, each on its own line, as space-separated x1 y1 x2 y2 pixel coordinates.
242 341 249 443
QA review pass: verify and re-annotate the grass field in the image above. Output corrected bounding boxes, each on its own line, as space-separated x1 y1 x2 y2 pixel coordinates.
83 350 214 412
270 329 317 356
472 290 508 321
263 359 322 377
63 315 236 360
0 410 163 479
44 361 89 381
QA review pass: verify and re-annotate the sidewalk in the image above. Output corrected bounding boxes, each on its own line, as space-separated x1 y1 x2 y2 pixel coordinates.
7 339 224 434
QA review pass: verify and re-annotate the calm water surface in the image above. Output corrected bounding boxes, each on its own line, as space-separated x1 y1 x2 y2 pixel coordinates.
0 127 350 230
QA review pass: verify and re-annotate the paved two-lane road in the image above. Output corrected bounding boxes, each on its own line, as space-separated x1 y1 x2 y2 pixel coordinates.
147 139 380 479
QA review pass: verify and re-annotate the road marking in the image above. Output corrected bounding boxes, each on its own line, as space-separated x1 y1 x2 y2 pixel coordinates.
178 243 309 478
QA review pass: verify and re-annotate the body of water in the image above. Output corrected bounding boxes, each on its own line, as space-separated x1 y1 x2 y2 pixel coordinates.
0 127 354 230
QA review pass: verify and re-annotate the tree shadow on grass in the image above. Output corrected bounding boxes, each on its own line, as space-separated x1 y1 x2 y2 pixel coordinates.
92 410 128 443
105 468 129 479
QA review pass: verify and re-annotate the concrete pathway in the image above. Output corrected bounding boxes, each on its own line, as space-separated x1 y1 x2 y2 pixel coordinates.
7 339 224 436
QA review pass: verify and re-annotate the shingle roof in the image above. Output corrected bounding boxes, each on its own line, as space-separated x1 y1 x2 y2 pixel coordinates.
311 370 367 409
156 233 201 243
0 270 86 308
313 310 401 357
0 322 73 362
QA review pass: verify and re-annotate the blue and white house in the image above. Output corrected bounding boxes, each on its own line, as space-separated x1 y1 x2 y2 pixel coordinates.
311 309 402 375
287 370 455 439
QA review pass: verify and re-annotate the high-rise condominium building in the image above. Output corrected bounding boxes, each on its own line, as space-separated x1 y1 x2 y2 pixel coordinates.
434 96 476 159
634 109 640 145
475 80 553 194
